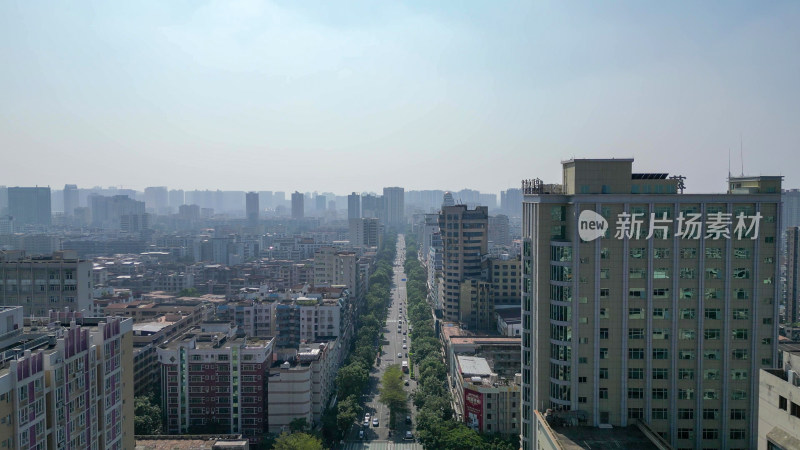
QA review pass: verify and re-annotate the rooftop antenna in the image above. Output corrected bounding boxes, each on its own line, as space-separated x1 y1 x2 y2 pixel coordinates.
740 134 744 177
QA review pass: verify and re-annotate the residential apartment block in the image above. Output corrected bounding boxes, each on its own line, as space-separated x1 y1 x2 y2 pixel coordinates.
0 308 134 450
268 341 340 432
522 159 781 450
156 322 274 439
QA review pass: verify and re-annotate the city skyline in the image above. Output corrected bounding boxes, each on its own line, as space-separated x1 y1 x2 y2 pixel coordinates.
2 1 799 193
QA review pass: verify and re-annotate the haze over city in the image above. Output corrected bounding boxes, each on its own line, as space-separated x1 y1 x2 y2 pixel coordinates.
2 2 800 450
2 0 799 193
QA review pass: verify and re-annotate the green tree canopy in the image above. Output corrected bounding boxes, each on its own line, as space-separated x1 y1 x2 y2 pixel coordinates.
133 395 162 435
379 364 408 427
272 432 323 450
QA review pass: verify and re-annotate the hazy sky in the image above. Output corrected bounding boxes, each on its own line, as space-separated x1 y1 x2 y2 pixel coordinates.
2 1 798 195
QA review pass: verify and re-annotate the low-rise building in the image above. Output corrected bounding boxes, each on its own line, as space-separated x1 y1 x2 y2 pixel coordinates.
440 322 521 380
453 355 521 436
759 345 800 449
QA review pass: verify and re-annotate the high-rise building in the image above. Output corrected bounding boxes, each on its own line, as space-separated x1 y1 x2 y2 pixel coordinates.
246 191 259 227
501 188 523 217
348 192 361 220
144 186 168 214
0 186 7 215
0 250 92 316
438 205 488 323
291 191 304 219
783 189 800 230
157 322 274 438
168 189 185 210
349 217 382 249
90 195 148 232
258 191 273 210
361 194 382 219
315 194 326 212
442 191 455 209
63 184 79 217
383 187 405 229
8 187 51 226
787 227 800 324
489 214 511 248
0 309 135 450
522 158 781 450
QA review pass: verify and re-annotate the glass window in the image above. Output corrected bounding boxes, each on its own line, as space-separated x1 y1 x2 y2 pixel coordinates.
630 248 646 259
653 268 670 279
732 329 748 340
732 268 750 279
629 268 646 279
628 368 644 379
679 329 696 339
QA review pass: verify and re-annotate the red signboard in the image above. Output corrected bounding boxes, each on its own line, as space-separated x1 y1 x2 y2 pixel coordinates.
464 388 483 431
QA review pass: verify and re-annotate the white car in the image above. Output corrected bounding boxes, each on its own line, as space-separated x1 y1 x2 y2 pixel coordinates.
402 344 407 349
364 414 370 426
372 417 379 427
397 353 402 358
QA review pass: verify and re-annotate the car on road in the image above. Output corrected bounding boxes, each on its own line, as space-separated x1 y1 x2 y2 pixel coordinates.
404 379 409 386
364 414 370 426
359 430 364 439
397 353 402 358
403 331 407 335
402 344 407 349
406 415 412 424
372 417 379 427
405 431 414 440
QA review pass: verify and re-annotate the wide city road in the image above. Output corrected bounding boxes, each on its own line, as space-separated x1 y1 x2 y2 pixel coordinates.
343 234 423 450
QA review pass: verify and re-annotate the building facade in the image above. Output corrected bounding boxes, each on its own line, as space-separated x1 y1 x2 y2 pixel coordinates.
347 192 361 220
522 159 781 450
383 187 405 229
291 192 304 219
439 205 488 322
245 192 259 228
8 187 51 227
786 227 800 325
63 184 78 218
157 322 274 439
0 311 134 450
0 250 92 316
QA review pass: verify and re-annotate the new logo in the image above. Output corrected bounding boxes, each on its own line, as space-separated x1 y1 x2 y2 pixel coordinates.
578 210 607 242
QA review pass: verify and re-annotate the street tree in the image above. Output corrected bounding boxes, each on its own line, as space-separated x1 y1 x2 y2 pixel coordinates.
272 432 323 450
